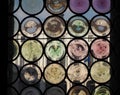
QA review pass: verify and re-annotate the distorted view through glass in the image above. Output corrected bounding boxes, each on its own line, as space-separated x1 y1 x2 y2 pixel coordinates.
8 0 112 95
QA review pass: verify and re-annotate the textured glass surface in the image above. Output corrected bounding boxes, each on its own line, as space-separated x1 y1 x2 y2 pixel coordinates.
44 16 65 38
46 0 67 14
69 0 90 14
92 0 111 13
45 40 66 61
68 16 89 37
21 17 42 38
20 64 42 85
44 63 65 84
20 87 42 95
90 38 110 59
7 63 18 84
91 16 110 37
44 86 65 95
68 85 90 95
8 0 112 94
90 61 111 83
67 39 89 61
92 86 111 95
8 16 19 37
21 40 43 62
67 62 88 83
8 40 19 61
21 0 44 14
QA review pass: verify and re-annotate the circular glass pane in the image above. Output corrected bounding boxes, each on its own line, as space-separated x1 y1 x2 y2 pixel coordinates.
92 86 111 95
14 0 19 12
44 86 65 95
21 0 44 15
44 63 65 84
68 85 90 95
44 16 65 38
21 87 42 95
90 38 110 59
46 0 67 14
7 87 18 95
67 39 89 61
92 0 111 13
69 0 90 14
20 64 42 85
90 61 111 83
45 40 66 61
8 0 19 13
8 16 19 37
8 40 19 61
21 17 42 38
67 62 88 83
21 40 43 62
7 63 19 84
91 16 110 37
68 16 89 37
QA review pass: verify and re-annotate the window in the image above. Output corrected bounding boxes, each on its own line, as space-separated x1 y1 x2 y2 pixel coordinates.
8 0 116 95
